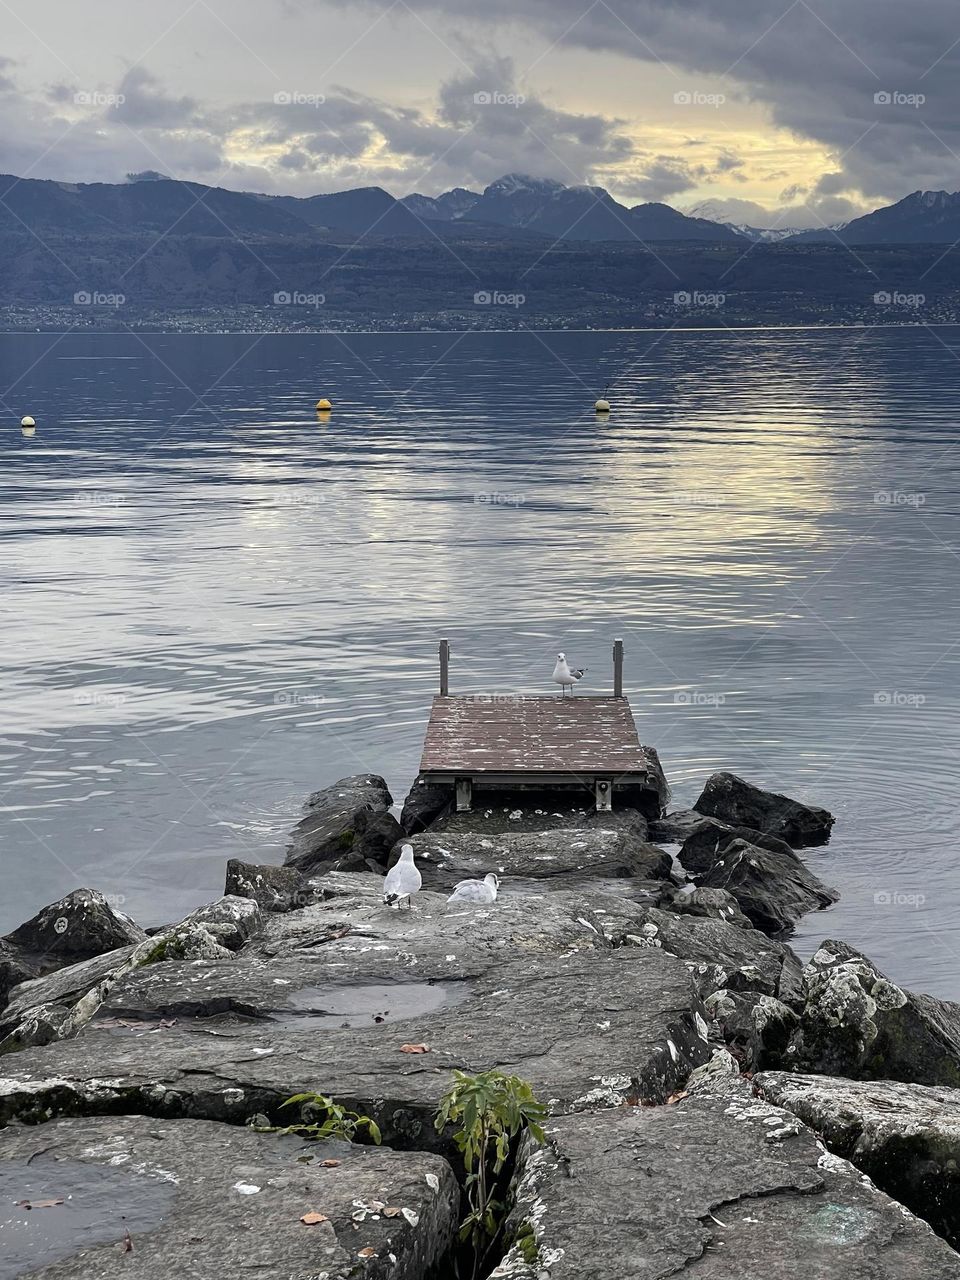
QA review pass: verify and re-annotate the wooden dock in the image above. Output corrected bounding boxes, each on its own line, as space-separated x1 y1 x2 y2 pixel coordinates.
419 640 663 812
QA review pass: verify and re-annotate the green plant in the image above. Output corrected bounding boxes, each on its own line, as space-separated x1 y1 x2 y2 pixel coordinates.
278 1092 382 1144
435 1070 547 1278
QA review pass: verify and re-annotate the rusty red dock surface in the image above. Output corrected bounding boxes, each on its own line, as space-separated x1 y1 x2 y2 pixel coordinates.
420 695 654 778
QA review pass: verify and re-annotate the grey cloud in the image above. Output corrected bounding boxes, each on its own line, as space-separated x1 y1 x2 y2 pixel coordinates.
0 50 633 197
627 159 700 201
229 55 634 191
684 192 864 229
115 67 200 129
338 0 960 203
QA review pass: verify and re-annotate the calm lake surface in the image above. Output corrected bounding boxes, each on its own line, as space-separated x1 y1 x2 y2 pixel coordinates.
1 326 959 995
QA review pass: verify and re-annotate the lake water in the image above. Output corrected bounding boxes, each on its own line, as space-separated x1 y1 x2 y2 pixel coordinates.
2 325 959 996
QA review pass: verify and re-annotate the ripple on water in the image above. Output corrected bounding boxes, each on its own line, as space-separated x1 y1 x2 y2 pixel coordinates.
1 328 960 996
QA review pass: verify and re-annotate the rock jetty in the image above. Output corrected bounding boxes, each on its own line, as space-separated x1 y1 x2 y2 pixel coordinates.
1 767 959 1278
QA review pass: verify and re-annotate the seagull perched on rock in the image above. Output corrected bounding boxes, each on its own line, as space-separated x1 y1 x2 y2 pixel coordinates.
552 652 586 696
447 873 500 905
383 843 421 909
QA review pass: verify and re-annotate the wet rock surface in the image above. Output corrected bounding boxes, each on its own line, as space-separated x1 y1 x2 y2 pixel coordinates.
788 940 960 1086
0 898 263 1055
495 1080 960 1278
666 885 752 928
0 890 146 1012
648 808 712 845
0 1115 459 1280
704 989 799 1070
755 1071 960 1251
433 803 650 839
225 859 312 913
4 889 146 965
0 933 712 1133
695 837 839 935
405 826 674 891
285 774 399 874
0 947 137 1040
693 771 835 847
5 768 956 1278
0 943 36 1011
619 904 805 1008
399 776 453 835
679 821 800 875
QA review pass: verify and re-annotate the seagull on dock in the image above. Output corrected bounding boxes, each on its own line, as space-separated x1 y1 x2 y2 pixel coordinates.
383 843 422 909
447 873 500 906
552 652 587 696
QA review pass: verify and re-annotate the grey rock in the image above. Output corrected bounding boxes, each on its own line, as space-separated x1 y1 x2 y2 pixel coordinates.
4 888 146 963
405 827 674 893
0 947 137 1039
178 896 263 952
399 775 452 834
704 989 799 1070
648 808 712 844
693 770 835 847
285 774 398 874
667 886 752 928
629 743 670 817
789 939 960 1087
679 820 799 875
0 889 146 1009
0 941 33 1010
0 899 261 1054
496 1081 960 1278
755 1071 960 1250
260 872 678 960
0 893 712 1130
622 905 805 1008
225 858 311 913
695 837 839 935
0 1115 459 1280
432 804 650 840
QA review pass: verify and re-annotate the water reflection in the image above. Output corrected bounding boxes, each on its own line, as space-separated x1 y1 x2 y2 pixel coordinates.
0 327 959 996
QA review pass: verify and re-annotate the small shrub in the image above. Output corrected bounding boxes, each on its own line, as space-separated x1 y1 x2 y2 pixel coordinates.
435 1069 547 1278
277 1092 382 1144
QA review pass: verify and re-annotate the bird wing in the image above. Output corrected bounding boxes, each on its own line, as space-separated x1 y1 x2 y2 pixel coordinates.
383 864 405 895
448 879 484 901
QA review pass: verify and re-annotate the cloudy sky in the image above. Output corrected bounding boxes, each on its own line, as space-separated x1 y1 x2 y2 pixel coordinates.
3 0 960 226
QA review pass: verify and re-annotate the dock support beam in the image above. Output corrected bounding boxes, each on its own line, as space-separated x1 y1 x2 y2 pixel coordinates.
440 638 450 696
455 777 472 812
613 638 623 698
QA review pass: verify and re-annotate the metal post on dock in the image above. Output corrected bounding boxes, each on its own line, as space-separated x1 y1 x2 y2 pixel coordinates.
613 637 623 698
439 638 450 696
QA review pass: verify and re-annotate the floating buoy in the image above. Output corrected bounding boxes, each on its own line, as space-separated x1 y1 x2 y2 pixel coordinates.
20 415 36 437
595 399 611 413
315 398 332 411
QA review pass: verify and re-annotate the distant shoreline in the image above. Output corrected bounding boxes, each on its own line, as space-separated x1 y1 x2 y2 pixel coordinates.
3 319 960 336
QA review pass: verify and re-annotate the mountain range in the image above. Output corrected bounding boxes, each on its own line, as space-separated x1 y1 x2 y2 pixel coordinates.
3 169 960 248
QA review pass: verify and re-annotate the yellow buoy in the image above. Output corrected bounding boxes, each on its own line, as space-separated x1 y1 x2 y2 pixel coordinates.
315 398 332 411
20 415 36 437
20 415 36 428
595 399 611 413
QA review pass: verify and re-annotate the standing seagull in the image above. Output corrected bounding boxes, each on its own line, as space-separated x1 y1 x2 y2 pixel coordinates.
383 843 422 909
552 652 587 696
447 873 500 906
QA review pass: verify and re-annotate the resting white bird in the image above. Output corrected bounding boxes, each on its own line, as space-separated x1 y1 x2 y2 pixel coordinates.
383 843 421 909
447 873 500 905
552 652 586 696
